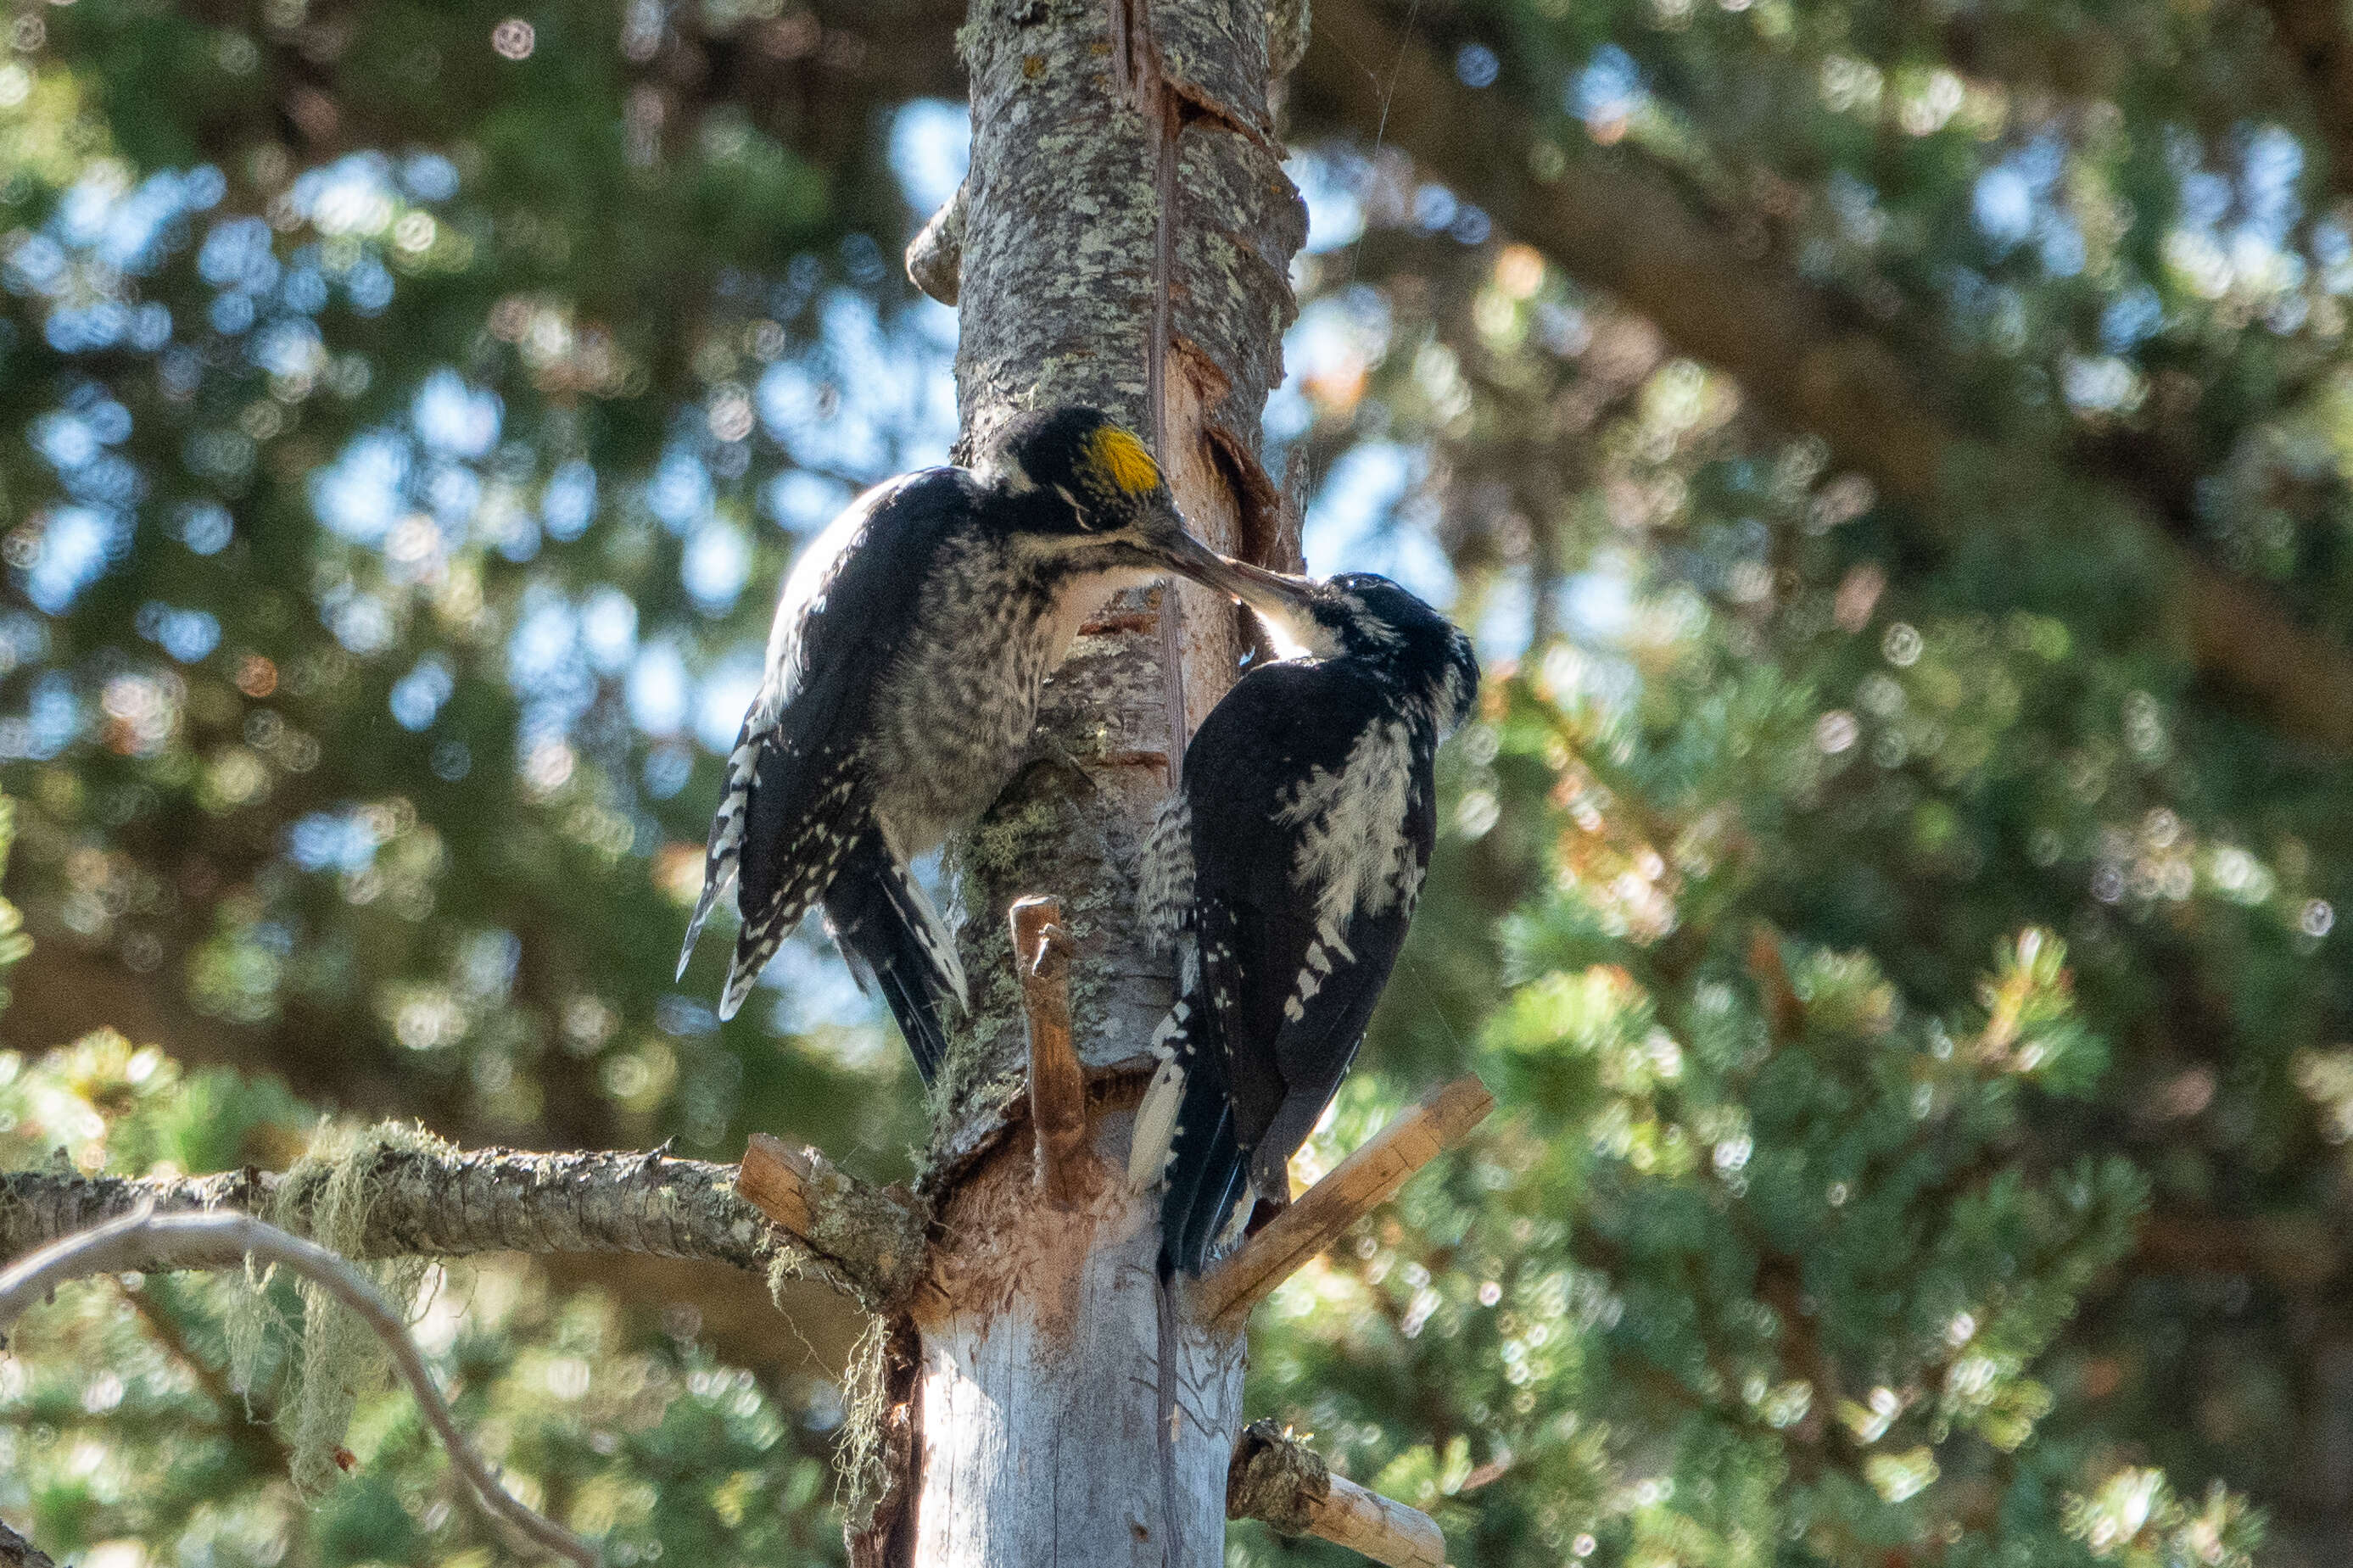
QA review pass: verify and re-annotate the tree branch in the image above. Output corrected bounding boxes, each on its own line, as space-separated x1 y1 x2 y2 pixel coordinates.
1194 1076 1495 1326
0 1208 595 1566
733 1136 930 1306
1294 0 2353 753
0 1520 55 1568
1227 1420 1447 1568
1009 896 1093 1204
0 1142 903 1309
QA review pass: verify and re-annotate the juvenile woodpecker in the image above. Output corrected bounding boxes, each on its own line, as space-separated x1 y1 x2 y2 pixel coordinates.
1129 569 1479 1276
677 406 1269 1081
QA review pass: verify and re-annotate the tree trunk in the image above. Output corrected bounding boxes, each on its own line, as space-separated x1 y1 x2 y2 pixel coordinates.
858 1 1306 1561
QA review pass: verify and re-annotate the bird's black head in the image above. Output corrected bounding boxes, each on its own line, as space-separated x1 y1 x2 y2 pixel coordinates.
1225 566 1481 732
977 406 1277 602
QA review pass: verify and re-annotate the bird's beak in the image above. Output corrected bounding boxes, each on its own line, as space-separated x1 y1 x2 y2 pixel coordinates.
1142 510 1318 619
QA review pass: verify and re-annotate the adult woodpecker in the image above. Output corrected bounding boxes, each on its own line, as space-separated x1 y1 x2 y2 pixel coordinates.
676 405 1269 1082
1129 569 1479 1276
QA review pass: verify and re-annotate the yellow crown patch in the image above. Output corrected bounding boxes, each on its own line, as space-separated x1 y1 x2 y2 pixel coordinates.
1087 426 1162 496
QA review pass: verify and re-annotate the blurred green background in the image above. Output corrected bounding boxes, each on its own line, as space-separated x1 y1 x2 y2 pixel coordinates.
0 0 2349 1563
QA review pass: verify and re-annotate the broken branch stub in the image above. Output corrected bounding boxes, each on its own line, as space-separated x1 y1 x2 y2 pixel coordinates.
1194 1075 1495 1327
734 1136 929 1308
1227 1420 1448 1568
1010 895 1093 1203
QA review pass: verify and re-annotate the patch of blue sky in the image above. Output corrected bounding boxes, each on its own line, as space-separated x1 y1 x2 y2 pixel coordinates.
506 588 582 692
696 654 763 753
542 461 597 540
328 593 395 656
424 460 482 531
275 262 329 318
135 602 221 664
3 232 66 294
389 655 455 730
890 99 970 215
70 451 143 511
198 215 278 293
2241 125 2303 246
508 596 596 745
310 431 409 544
1287 151 1367 255
208 293 254 336
15 672 80 759
1476 571 1533 661
23 505 130 613
1299 442 1456 605
175 500 233 555
628 640 691 737
1559 567 1636 643
0 613 51 676
291 151 400 235
684 522 752 613
348 257 394 314
32 410 99 472
128 303 171 353
412 368 500 458
646 448 714 533
767 469 852 534
1570 43 1646 131
767 929 885 1046
288 808 382 875
580 588 639 674
400 152 461 204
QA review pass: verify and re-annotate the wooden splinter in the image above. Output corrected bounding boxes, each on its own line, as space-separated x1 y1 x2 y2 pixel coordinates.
1009 895 1093 1203
1195 1075 1495 1327
735 1134 835 1241
734 1134 929 1306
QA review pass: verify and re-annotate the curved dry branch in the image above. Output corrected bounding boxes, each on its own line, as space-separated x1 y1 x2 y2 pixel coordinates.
0 1143 912 1309
0 1207 595 1566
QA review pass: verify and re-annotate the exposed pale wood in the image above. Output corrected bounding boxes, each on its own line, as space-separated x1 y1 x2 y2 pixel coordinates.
1226 1420 1448 1568
905 1120 1245 1568
879 0 1306 1557
1010 896 1093 1203
0 1207 595 1566
1196 1076 1496 1327
1311 1476 1450 1568
734 1135 931 1307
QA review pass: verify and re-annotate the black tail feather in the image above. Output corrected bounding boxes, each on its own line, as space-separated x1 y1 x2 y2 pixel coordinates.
1157 1056 1249 1278
822 839 957 1083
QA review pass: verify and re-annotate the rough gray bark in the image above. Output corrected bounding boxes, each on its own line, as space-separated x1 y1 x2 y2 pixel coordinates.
874 0 1306 1561
0 1521 53 1568
0 1143 917 1310
0 1149 1380 1550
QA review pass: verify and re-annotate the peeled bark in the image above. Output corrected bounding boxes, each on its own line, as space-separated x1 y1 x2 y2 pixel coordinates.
861 1 1306 1561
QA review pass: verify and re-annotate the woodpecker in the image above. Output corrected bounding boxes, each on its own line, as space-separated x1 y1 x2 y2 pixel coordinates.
676 406 1269 1081
1128 568 1479 1276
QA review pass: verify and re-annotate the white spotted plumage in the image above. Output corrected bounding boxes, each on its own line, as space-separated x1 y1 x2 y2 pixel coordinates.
1142 570 1478 1276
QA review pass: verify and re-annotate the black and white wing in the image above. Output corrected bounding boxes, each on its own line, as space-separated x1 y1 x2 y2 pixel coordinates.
1136 661 1437 1275
676 469 974 1051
